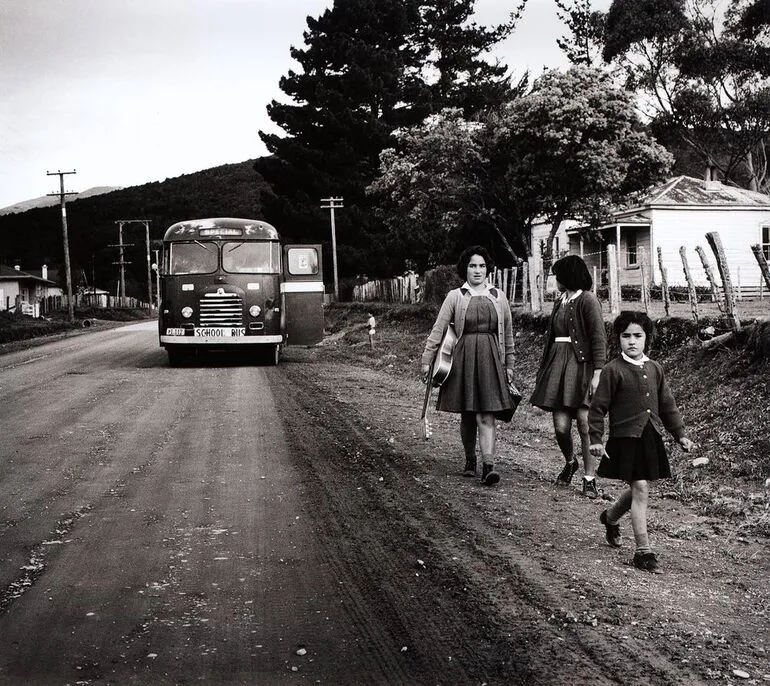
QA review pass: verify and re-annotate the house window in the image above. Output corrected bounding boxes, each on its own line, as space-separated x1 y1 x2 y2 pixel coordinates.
763 225 770 260
626 231 638 267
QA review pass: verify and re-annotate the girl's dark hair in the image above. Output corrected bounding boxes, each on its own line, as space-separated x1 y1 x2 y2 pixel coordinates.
456 245 494 279
551 254 592 291
613 310 655 351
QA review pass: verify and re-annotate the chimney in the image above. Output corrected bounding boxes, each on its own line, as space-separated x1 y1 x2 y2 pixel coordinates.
704 163 721 190
42 264 48 280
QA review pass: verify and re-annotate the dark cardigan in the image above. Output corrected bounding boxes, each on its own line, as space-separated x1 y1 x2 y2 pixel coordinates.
538 290 607 371
588 356 686 444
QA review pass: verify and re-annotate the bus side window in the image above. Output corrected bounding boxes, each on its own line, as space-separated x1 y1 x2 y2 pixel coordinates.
287 248 318 275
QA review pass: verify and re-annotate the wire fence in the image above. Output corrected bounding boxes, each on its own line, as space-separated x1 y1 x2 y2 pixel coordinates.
351 233 770 327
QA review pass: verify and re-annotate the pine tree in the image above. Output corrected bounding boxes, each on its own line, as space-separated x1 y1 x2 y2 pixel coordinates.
415 0 526 116
255 0 526 277
255 0 425 277
554 0 606 67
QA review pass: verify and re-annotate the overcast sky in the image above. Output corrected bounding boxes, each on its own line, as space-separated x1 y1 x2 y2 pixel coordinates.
0 0 610 209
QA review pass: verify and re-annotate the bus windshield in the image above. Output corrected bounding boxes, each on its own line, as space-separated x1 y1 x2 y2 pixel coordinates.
170 241 218 274
222 241 280 274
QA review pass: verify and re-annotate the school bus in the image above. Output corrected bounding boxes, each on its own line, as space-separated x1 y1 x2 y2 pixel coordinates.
157 217 324 366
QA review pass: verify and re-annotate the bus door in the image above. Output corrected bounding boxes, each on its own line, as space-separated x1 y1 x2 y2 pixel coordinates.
281 245 324 346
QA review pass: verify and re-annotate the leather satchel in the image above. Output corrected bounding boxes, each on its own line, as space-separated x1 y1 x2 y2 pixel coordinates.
508 379 523 414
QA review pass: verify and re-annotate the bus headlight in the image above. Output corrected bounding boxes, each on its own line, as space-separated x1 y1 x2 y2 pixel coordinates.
181 306 193 318
249 305 261 317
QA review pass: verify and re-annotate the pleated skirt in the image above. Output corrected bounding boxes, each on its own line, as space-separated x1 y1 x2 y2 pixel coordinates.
597 421 672 482
436 298 512 422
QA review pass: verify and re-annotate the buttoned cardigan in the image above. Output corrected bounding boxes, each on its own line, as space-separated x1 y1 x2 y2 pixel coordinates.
421 286 515 371
588 356 686 444
539 290 607 370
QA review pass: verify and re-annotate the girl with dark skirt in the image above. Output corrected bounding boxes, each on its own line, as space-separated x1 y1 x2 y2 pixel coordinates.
589 311 694 573
420 246 516 486
530 255 607 498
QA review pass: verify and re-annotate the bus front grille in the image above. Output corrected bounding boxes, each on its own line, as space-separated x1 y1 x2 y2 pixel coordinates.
200 292 243 326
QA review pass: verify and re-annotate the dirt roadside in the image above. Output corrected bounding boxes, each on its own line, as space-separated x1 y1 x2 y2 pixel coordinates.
2 309 767 684
276 318 769 684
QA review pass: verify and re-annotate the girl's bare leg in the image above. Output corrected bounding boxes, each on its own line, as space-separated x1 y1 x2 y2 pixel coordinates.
476 412 496 458
607 488 632 523
629 480 651 550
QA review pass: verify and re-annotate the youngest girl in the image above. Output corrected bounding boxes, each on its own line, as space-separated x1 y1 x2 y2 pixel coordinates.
588 311 694 573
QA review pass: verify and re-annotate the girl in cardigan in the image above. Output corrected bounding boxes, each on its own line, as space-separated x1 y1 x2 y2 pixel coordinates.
421 246 516 486
589 311 694 573
530 255 607 498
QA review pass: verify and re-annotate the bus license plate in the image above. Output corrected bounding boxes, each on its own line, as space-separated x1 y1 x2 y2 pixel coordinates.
194 327 246 337
166 328 186 336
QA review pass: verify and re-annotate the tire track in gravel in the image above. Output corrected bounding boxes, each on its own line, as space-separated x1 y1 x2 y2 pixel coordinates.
275 355 706 685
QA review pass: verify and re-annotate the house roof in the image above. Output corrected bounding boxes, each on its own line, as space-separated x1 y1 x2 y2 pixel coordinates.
640 175 770 208
566 212 650 234
0 264 57 285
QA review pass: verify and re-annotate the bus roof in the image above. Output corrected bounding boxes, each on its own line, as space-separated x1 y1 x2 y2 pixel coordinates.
163 218 279 241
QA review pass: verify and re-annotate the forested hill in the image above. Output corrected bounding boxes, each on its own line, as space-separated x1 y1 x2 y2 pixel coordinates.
0 160 270 297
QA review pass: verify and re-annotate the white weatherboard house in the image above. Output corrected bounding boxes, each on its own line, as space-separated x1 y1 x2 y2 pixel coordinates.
532 175 770 294
0 263 59 314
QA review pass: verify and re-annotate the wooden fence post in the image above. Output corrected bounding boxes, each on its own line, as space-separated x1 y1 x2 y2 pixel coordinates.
607 244 620 314
638 246 650 313
656 247 670 317
751 244 770 293
695 245 724 309
522 263 530 307
679 246 699 323
705 231 740 331
529 256 543 313
510 267 518 303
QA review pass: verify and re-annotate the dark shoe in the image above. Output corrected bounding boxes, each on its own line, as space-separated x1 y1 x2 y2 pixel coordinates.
481 463 500 486
582 477 599 499
600 510 622 547
633 551 661 573
462 458 477 477
555 458 579 485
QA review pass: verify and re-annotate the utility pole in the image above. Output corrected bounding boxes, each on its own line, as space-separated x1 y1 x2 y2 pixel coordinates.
112 220 152 310
46 169 77 322
152 248 160 308
142 221 152 313
110 221 134 301
320 196 343 300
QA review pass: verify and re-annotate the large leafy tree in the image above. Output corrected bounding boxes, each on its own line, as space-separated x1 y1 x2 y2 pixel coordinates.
487 67 673 251
367 109 499 270
601 0 770 192
368 67 672 268
255 0 525 277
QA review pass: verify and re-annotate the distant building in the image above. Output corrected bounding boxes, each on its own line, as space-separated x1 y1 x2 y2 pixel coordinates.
0 263 59 314
531 175 770 294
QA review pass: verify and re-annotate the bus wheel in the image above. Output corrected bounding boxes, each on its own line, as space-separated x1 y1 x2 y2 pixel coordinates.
269 344 280 366
167 347 187 367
